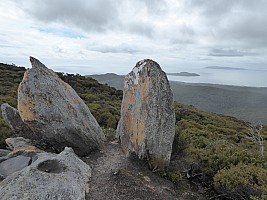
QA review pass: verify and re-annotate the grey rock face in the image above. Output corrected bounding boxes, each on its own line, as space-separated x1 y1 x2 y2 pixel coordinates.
0 155 31 178
0 149 10 157
0 147 91 200
18 57 105 156
1 103 34 138
116 59 175 166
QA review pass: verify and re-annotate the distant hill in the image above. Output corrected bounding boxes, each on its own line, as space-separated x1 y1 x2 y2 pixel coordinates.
88 73 124 90
88 73 267 124
167 72 200 76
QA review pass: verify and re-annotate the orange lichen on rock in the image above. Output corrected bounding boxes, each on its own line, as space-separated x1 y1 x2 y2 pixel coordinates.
18 96 36 121
139 77 150 101
8 146 42 157
122 86 146 148
22 71 30 81
73 99 79 104
132 117 145 145
60 79 72 90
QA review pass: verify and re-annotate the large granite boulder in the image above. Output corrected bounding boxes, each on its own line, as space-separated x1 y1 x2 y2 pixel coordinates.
17 57 105 156
0 147 91 200
116 59 175 167
1 103 35 138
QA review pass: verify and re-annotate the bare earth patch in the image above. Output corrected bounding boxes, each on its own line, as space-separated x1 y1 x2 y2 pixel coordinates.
83 142 204 200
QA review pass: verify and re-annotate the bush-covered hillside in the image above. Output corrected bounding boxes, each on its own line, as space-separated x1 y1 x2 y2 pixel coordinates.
170 103 267 199
57 73 122 129
0 63 26 144
0 63 266 199
0 63 122 144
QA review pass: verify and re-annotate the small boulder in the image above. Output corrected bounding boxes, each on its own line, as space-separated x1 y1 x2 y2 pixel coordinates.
5 137 42 158
5 137 32 150
0 147 91 200
18 57 105 156
1 103 34 138
116 59 175 167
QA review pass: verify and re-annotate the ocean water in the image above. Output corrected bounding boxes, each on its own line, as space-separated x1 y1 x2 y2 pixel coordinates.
167 68 267 87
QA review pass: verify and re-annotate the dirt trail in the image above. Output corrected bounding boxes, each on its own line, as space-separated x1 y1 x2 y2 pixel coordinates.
83 141 179 200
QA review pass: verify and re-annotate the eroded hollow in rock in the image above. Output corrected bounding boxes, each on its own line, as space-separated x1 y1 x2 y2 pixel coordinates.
37 159 66 173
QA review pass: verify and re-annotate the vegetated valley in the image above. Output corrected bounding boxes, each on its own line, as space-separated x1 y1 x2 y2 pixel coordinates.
90 73 267 124
0 63 266 199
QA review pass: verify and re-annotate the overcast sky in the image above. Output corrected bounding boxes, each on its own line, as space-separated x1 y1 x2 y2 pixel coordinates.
0 0 267 75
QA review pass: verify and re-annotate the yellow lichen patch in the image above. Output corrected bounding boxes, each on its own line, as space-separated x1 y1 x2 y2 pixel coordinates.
9 146 42 157
73 99 79 104
22 71 30 81
123 90 136 110
60 79 71 89
131 116 145 147
18 96 36 121
123 83 148 148
126 114 133 133
123 91 135 132
140 77 150 101
136 118 145 144
132 118 137 142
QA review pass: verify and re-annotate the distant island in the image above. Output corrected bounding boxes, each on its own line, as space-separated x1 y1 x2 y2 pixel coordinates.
205 66 247 70
167 72 200 76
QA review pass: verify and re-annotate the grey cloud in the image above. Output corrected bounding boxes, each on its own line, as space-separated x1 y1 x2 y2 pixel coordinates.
222 15 267 48
188 0 240 18
209 48 257 57
13 0 267 56
19 0 119 32
166 23 196 45
18 0 157 37
188 0 264 19
89 43 139 54
209 48 243 57
188 0 267 48
126 22 154 38
141 0 168 14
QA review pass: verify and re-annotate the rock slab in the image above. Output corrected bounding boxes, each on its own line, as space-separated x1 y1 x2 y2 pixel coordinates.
0 147 91 200
116 59 175 166
0 155 31 178
1 103 34 138
18 57 105 156
5 137 33 150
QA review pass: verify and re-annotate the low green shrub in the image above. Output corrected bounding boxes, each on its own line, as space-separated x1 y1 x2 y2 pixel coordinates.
166 171 183 184
147 157 169 172
102 128 117 141
170 102 267 198
214 163 267 199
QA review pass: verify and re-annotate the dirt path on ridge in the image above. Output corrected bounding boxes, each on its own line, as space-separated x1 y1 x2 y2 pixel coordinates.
82 141 179 200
